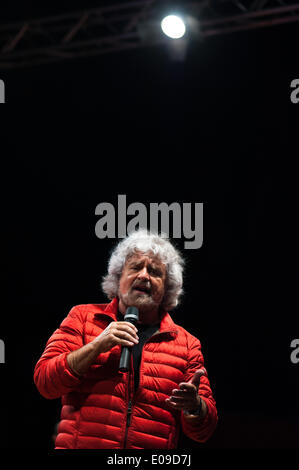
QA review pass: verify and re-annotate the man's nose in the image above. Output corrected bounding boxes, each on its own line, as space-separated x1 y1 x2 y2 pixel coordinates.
137 267 150 280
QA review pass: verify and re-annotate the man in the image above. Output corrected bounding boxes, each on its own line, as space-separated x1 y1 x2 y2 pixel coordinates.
34 230 217 449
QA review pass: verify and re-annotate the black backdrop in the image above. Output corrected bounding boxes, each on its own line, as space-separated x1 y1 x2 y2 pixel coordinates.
0 16 298 452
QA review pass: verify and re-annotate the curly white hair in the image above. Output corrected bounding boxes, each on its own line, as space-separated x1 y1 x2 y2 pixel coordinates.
101 229 184 311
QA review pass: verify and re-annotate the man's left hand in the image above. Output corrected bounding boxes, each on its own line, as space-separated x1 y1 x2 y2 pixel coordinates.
165 368 206 413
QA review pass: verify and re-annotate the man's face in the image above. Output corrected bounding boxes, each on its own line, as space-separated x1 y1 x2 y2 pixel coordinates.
118 251 167 315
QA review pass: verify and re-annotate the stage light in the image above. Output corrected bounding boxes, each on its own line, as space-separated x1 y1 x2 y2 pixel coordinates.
161 15 186 39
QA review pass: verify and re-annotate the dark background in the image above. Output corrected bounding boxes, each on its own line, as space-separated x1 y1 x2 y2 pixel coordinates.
0 0 298 451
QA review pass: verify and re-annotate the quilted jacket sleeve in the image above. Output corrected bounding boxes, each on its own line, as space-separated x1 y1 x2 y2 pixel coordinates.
33 306 85 399
180 334 218 443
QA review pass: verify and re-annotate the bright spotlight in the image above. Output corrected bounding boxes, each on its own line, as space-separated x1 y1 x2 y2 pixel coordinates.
161 15 186 39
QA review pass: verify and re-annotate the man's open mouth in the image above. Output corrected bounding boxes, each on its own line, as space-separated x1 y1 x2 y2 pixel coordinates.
133 285 150 294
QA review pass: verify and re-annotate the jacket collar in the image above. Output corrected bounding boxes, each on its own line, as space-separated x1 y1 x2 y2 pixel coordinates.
97 298 178 338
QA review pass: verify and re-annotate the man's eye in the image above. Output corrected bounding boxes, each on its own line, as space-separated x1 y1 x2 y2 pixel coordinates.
150 269 161 276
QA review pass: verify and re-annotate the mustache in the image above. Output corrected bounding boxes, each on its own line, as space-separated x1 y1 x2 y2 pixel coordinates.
131 281 151 293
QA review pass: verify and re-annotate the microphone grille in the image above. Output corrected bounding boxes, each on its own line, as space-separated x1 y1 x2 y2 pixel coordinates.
124 306 139 321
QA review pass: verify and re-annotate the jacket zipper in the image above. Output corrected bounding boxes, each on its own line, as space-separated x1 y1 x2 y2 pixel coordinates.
123 357 134 449
123 328 178 448
123 399 132 448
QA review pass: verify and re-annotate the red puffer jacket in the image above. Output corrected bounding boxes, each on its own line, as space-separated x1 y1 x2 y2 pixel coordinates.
34 298 217 449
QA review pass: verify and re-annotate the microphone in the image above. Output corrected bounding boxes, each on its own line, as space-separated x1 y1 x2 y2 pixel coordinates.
119 306 139 372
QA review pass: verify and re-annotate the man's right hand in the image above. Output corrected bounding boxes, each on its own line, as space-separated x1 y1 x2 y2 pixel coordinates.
67 321 139 377
92 321 139 353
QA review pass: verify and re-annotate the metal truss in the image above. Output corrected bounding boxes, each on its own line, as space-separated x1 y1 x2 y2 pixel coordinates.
0 0 299 69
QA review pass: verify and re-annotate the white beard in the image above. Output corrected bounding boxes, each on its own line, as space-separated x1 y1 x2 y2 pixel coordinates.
118 289 160 314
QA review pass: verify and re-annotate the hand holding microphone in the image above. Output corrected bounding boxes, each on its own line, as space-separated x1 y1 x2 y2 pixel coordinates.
92 309 139 354
67 307 139 377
